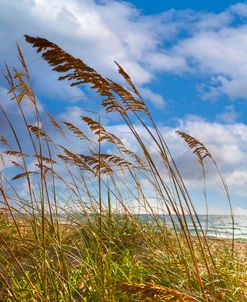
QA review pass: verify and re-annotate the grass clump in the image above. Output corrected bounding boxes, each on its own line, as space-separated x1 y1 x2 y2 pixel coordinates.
0 35 246 301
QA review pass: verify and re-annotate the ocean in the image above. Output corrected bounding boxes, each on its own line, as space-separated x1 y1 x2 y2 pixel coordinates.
63 212 247 240
138 214 247 240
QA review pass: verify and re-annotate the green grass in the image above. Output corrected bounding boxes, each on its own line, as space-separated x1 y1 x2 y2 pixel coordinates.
1 214 247 301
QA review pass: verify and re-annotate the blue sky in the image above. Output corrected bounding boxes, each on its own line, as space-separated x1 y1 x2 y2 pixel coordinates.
1 0 247 214
129 0 243 13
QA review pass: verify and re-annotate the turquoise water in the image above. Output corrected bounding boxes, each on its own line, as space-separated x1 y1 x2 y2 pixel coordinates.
138 215 247 240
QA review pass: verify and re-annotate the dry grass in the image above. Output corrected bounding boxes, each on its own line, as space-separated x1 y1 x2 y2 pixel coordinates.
117 282 199 301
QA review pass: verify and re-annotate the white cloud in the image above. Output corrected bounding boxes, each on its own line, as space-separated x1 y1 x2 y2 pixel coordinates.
230 3 247 17
175 26 247 71
0 86 43 117
146 52 187 72
140 87 166 109
164 116 247 203
2 0 247 102
170 4 247 99
0 0 183 99
176 116 247 166
106 115 247 201
217 105 238 123
194 11 232 30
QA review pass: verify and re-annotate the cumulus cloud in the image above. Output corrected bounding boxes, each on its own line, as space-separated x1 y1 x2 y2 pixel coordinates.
106 114 247 200
0 0 183 100
230 3 247 17
2 0 247 103
163 115 247 204
176 115 247 168
216 105 238 123
0 86 43 117
140 87 166 109
174 26 247 98
167 3 247 100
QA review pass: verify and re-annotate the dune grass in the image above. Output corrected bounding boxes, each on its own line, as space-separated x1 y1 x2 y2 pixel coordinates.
0 36 246 301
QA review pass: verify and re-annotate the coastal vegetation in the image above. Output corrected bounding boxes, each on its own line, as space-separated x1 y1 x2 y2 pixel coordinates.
0 36 246 301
